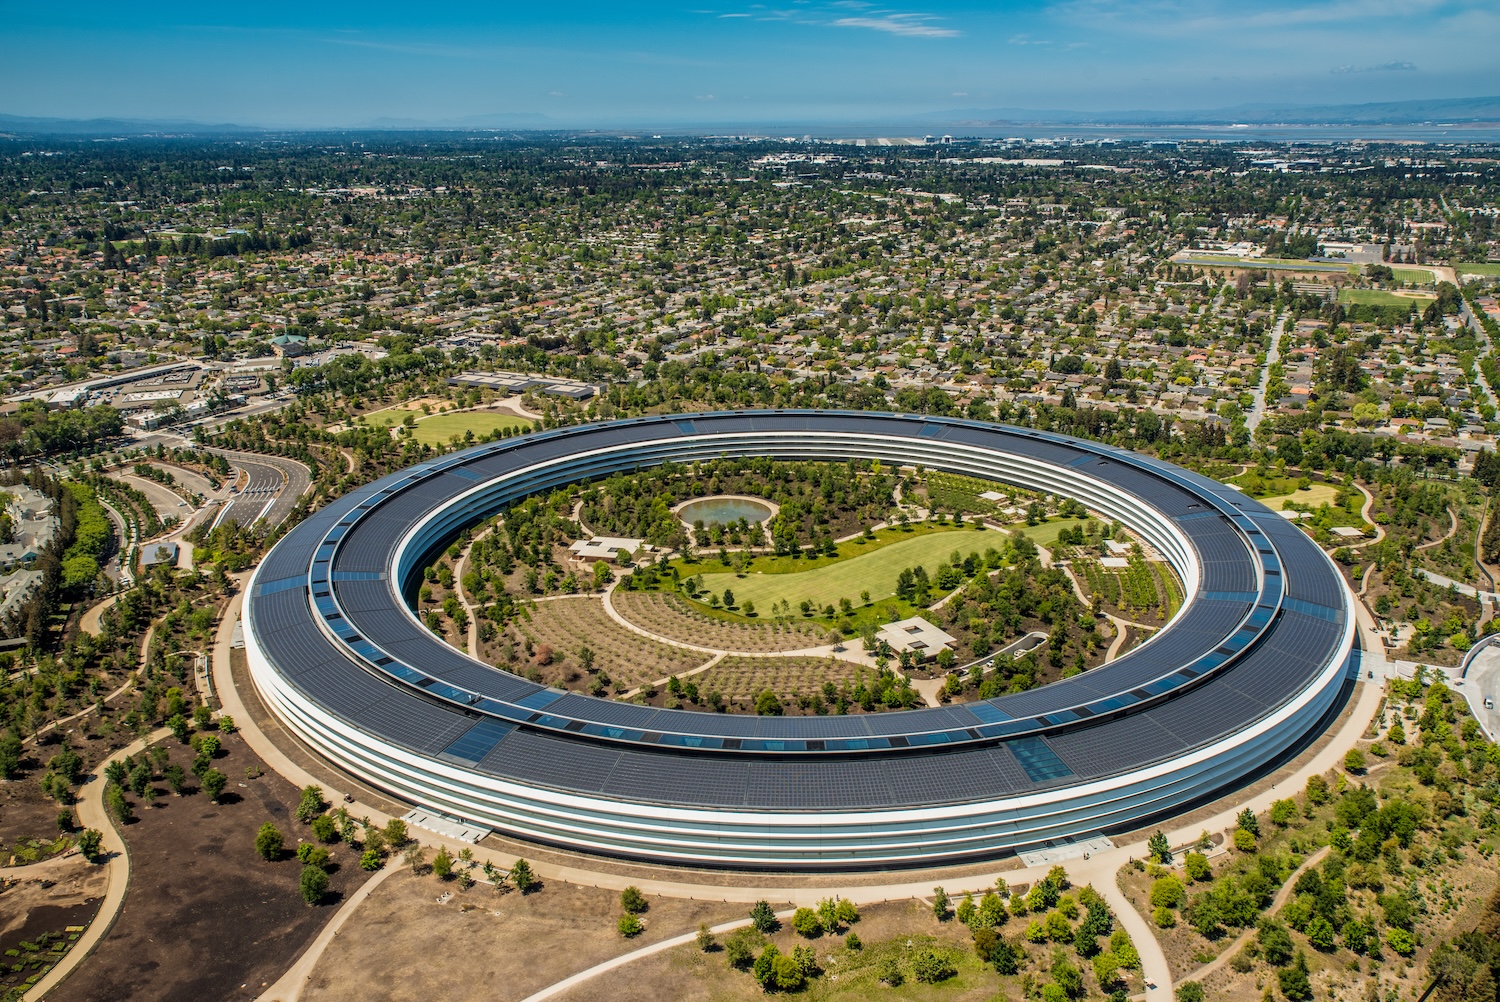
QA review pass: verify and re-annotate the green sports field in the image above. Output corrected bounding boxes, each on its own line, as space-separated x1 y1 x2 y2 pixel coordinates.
1338 288 1434 306
1459 262 1500 277
1392 267 1435 286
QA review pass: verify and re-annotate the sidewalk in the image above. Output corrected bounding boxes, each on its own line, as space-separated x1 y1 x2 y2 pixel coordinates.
24 726 172 1002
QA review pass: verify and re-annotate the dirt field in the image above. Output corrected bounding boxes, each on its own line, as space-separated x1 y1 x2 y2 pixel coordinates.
300 869 750 1002
515 596 710 691
0 852 109 996
48 732 374 1002
611 591 824 652
2 722 140 860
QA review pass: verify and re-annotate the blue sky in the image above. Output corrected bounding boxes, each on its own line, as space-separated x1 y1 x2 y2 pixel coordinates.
1 0 1496 126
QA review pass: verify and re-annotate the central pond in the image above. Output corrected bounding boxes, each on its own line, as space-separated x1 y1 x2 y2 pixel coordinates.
677 496 774 527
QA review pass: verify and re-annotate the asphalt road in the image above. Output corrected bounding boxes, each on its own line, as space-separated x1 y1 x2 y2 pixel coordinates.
206 448 310 531
1462 645 1500 740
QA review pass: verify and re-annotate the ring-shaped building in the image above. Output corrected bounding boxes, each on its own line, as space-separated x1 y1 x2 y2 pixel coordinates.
244 411 1356 869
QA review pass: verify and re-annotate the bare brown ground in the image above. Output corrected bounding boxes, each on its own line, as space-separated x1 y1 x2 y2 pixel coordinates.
299 869 751 1002
47 732 374 1002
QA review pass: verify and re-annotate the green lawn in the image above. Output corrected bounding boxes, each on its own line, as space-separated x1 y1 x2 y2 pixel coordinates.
1338 288 1434 306
360 404 535 445
1012 517 1096 549
1252 482 1341 511
1458 262 1500 277
686 526 989 614
360 404 425 428
405 411 533 446
1392 267 1435 286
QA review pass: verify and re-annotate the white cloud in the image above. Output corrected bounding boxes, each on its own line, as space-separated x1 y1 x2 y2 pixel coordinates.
830 13 960 37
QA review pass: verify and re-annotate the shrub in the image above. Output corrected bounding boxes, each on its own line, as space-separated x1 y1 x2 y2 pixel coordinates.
725 928 762 967
911 948 958 984
750 900 779 933
311 814 340 843
201 768 227 802
1233 828 1257 852
1153 906 1176 928
1386 927 1416 956
1184 852 1212 882
876 955 904 986
845 931 862 950
792 907 822 937
618 913 643 937
432 845 454 879
255 822 284 861
299 864 330 906
1344 747 1367 773
1150 874 1184 908
296 843 331 870
621 885 648 914
696 924 715 951
1176 983 1205 1002
359 849 384 871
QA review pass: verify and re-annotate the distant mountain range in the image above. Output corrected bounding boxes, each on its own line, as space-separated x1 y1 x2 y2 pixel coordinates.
1 96 1497 136
923 96 1500 127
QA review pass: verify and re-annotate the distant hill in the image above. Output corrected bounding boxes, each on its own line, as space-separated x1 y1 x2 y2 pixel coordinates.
0 113 266 136
0 111 553 136
1 96 1496 136
928 96 1500 127
357 112 552 130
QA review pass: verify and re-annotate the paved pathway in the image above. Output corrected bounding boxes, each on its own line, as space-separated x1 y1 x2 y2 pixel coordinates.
24 726 172 1001
254 862 401 1002
1179 846 1331 989
1414 506 1459 552
515 908 797 1002
599 580 876 665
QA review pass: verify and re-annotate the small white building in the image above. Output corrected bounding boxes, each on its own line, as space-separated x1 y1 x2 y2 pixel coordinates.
568 536 645 564
877 616 957 659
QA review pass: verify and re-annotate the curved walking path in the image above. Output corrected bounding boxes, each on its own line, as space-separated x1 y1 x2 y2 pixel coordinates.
25 622 157 747
254 861 401 1002
23 725 172 1001
1415 506 1459 552
516 908 796 1002
599 581 872 664
617 650 725 700
1340 482 1385 549
1177 846 1331 987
